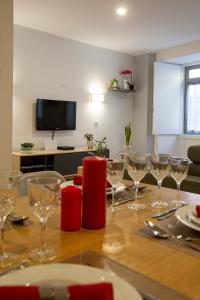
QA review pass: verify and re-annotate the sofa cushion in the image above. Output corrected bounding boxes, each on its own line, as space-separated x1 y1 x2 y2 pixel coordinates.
184 175 200 186
188 163 200 176
187 145 200 163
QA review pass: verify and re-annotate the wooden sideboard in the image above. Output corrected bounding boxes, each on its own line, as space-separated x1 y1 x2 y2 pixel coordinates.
12 147 109 176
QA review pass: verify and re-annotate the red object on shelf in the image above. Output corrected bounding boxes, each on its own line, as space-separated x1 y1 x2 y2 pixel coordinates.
196 205 200 218
121 69 132 75
82 156 107 229
61 185 82 231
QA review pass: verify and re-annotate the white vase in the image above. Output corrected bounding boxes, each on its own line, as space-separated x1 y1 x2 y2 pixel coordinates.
123 145 132 154
87 141 94 149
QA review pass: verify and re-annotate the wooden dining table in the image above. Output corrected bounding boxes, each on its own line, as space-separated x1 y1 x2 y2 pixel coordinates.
3 183 200 300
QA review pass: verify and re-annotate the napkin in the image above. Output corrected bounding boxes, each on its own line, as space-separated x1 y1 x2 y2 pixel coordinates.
196 205 200 218
0 286 39 300
69 282 114 300
0 282 113 300
73 175 112 188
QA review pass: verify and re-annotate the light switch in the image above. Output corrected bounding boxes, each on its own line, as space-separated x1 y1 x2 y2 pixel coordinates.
60 81 70 87
94 120 98 127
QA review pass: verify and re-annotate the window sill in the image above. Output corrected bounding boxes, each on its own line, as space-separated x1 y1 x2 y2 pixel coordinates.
177 134 200 140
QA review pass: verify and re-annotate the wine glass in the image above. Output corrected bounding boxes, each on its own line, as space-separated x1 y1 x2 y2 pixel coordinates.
126 153 148 210
27 177 61 262
107 160 125 212
169 157 189 207
150 154 170 208
0 170 21 268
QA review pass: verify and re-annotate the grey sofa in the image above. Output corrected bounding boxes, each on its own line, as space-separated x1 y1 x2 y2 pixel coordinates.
140 145 200 194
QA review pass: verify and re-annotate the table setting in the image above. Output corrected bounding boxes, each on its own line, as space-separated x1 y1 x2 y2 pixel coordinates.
0 153 200 299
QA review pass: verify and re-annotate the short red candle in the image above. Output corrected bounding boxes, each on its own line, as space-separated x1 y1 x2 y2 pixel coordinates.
61 185 82 231
82 156 107 229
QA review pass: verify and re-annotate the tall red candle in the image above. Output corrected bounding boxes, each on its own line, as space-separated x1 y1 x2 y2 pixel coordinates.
82 156 107 229
61 185 82 231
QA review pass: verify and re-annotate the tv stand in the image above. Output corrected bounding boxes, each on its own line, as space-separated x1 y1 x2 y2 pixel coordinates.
12 147 109 176
57 146 75 150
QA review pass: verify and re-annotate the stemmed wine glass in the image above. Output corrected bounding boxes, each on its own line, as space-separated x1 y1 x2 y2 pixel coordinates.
169 157 189 207
126 153 148 210
150 154 170 208
27 177 61 262
107 160 125 212
0 170 21 268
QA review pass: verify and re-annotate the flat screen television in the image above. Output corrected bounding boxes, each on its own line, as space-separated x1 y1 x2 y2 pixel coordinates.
36 99 76 130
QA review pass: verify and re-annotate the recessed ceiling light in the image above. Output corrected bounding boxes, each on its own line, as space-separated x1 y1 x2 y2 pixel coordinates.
116 7 127 16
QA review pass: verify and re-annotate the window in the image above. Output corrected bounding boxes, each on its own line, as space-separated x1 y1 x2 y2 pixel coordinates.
185 65 200 134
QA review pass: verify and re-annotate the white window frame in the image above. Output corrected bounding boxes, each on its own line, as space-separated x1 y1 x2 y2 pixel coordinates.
184 64 200 134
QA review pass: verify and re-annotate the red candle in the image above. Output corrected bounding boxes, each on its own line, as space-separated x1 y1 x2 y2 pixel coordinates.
61 185 82 231
82 156 107 229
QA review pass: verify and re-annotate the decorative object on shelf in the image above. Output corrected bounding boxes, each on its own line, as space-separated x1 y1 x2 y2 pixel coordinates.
108 70 135 93
121 69 135 91
44 139 58 151
82 156 107 229
84 133 94 149
108 78 120 91
91 94 104 102
21 142 34 153
95 137 108 157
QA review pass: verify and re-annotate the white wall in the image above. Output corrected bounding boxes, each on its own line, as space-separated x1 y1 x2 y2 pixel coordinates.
132 53 155 153
155 43 200 157
176 135 200 157
0 0 13 170
156 40 200 62
13 25 135 158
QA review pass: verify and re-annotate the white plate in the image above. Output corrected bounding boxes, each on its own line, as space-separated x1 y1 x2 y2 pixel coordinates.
60 180 75 189
0 263 142 300
175 205 200 232
60 181 126 195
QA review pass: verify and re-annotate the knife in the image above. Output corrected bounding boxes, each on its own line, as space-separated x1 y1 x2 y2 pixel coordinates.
151 207 178 218
113 195 144 206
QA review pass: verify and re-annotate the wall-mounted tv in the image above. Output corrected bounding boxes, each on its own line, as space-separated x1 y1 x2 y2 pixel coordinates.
36 99 76 130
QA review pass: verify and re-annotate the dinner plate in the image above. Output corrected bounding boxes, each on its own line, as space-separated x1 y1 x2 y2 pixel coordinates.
0 263 142 300
60 180 126 195
175 205 200 232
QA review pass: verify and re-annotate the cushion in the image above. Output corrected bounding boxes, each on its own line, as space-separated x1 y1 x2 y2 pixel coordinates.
188 163 200 176
187 145 200 163
184 175 200 186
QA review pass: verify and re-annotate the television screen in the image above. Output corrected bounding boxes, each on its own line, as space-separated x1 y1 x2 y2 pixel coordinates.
36 99 76 130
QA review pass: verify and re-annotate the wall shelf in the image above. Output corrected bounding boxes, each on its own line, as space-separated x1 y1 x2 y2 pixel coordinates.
109 88 136 93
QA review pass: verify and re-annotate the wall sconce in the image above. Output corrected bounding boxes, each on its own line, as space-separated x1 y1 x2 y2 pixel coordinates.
91 94 104 102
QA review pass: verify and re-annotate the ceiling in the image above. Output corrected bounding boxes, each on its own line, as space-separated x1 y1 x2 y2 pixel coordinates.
14 0 200 55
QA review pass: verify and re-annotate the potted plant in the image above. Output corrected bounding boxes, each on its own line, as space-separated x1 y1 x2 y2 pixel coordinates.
21 142 34 153
84 133 94 149
95 137 108 157
124 122 132 153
